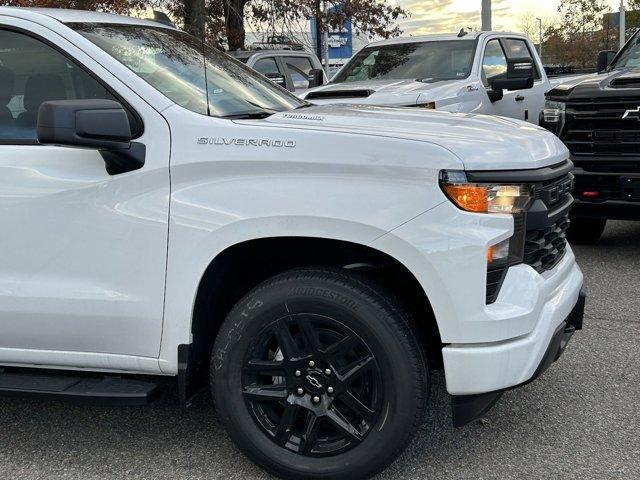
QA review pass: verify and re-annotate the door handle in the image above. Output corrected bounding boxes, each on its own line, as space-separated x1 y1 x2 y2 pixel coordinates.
515 95 525 102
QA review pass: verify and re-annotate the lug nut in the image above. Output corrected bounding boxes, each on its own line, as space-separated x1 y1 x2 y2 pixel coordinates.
324 369 331 375
297 387 304 395
312 396 321 404
309 360 315 368
295 370 301 377
327 387 334 394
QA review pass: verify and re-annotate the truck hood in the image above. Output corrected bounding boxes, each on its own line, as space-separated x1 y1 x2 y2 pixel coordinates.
261 104 568 170
546 69 640 100
302 78 470 106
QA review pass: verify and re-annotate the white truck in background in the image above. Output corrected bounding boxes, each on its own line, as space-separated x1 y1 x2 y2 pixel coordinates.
304 31 582 125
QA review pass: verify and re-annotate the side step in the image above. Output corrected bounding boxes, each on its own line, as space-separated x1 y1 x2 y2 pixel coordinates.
0 370 160 406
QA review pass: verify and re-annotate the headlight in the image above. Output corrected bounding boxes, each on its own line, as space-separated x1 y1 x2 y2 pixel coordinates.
440 170 529 267
439 170 532 214
542 100 565 123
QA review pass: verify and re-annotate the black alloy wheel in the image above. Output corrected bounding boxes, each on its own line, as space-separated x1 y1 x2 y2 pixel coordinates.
212 268 428 480
242 313 383 456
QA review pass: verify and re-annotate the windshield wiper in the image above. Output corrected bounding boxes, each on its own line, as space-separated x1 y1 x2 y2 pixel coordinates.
222 110 277 120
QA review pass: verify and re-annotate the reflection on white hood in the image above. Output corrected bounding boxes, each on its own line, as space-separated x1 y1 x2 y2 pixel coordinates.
303 78 473 106
261 104 569 171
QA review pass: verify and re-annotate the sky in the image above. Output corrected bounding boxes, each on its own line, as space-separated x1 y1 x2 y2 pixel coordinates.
393 0 622 35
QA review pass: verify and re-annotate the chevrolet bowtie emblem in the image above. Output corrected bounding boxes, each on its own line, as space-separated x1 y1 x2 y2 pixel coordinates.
622 106 640 120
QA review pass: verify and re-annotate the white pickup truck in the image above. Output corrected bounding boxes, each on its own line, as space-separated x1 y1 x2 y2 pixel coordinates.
0 8 585 480
304 31 571 124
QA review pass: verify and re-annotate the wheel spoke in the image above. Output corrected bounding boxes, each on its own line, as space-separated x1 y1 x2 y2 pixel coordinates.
274 319 299 360
243 385 288 402
340 355 375 384
322 334 359 358
246 359 285 375
326 406 364 444
339 390 376 421
298 317 322 354
274 403 299 446
299 411 320 454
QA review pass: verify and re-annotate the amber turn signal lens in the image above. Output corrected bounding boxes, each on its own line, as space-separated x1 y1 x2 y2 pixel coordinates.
442 185 488 213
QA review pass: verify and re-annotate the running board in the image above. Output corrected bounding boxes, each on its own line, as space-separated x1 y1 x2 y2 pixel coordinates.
0 370 160 405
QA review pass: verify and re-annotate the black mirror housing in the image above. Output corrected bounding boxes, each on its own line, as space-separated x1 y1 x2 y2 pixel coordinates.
308 68 325 88
489 57 535 96
597 50 617 72
37 99 132 150
37 99 145 175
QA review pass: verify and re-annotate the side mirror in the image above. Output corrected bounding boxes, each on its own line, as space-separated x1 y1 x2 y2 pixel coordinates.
490 57 535 94
264 72 287 88
308 68 325 88
597 50 617 72
37 99 145 175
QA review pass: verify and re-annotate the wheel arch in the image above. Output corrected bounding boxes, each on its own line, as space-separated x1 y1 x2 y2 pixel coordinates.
184 235 443 392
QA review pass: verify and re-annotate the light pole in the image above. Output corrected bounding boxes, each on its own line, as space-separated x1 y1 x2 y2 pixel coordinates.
620 0 626 50
481 0 491 31
536 17 543 63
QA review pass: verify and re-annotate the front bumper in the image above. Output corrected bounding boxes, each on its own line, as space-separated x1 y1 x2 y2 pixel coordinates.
441 250 584 395
451 286 586 427
572 164 640 220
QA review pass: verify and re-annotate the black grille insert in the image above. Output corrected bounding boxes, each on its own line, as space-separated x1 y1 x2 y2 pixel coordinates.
524 214 570 273
563 100 640 156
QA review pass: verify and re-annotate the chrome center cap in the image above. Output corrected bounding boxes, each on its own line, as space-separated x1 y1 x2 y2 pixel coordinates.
306 374 323 390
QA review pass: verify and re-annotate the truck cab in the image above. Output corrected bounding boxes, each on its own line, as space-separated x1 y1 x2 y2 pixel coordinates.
0 8 584 480
304 32 557 125
231 49 326 95
541 32 640 243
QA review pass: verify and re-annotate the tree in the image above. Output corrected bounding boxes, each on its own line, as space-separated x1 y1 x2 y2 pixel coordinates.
517 11 556 44
551 0 612 67
2 0 145 12
244 0 408 52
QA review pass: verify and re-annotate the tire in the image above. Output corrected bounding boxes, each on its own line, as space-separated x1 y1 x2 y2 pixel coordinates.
211 267 428 480
567 218 607 244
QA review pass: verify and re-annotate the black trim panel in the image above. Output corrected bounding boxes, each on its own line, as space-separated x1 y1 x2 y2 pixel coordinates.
465 160 574 183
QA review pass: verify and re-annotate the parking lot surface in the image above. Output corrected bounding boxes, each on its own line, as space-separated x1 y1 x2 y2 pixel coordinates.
0 221 638 480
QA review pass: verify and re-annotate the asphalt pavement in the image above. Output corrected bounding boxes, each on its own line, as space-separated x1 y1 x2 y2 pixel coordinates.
0 221 638 480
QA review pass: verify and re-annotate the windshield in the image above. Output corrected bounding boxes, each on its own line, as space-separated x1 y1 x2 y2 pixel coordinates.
69 23 306 117
333 40 476 83
612 32 640 69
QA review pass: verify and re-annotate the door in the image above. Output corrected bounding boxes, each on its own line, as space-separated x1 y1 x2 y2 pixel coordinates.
252 56 289 90
0 27 170 368
500 37 547 124
283 55 315 94
481 38 526 120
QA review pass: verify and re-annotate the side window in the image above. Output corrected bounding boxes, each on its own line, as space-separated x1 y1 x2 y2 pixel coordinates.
482 39 507 87
253 57 281 77
502 38 541 80
284 56 314 89
0 29 136 142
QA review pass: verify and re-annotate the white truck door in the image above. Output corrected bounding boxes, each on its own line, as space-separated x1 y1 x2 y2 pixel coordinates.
0 26 170 368
480 38 526 121
500 37 547 124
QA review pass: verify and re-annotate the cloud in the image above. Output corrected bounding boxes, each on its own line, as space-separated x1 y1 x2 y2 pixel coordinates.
394 0 551 35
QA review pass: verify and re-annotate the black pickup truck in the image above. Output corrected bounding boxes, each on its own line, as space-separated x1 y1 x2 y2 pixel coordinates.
541 33 640 243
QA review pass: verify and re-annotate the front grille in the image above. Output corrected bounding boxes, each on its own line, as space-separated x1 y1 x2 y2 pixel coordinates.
523 174 572 273
563 100 640 156
485 165 573 304
524 214 570 273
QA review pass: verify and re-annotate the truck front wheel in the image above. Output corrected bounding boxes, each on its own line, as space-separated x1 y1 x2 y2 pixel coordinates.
567 218 607 244
211 267 428 480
